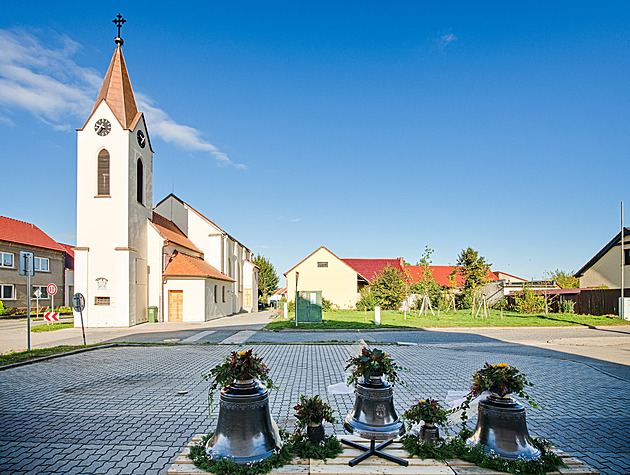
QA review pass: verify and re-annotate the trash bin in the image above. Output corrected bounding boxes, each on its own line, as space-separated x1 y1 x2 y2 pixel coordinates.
148 306 158 323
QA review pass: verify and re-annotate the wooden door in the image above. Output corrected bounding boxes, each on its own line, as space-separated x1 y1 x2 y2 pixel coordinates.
168 290 183 322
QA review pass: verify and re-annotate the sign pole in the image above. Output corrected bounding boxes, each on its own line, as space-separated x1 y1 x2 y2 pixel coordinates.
295 272 299 327
619 201 627 318
27 272 31 351
80 309 86 346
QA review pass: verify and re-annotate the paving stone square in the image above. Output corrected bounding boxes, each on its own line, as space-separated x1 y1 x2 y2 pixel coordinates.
0 342 628 474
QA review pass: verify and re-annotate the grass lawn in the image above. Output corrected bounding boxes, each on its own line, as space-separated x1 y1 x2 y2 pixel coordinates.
30 322 74 332
0 345 100 366
265 309 628 330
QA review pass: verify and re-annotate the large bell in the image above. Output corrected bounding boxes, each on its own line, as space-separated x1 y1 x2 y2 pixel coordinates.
342 377 407 466
466 395 541 460
344 377 405 440
206 379 279 464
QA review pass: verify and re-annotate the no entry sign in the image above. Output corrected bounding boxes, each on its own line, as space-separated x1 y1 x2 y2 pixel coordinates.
47 283 57 296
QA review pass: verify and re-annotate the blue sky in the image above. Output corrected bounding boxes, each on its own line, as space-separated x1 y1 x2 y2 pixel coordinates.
1 1 629 284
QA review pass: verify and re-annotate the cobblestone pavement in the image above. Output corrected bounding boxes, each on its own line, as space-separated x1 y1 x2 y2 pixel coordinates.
1 342 628 474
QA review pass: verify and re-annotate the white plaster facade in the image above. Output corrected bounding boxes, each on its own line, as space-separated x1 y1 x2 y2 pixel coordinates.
576 228 630 289
74 40 258 327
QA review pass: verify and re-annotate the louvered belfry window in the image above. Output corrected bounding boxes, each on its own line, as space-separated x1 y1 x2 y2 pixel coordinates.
137 158 143 204
97 149 110 196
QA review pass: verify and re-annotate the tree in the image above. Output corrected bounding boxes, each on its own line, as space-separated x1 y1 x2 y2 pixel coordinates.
546 269 579 289
452 247 492 308
253 255 279 302
409 246 442 308
370 264 406 310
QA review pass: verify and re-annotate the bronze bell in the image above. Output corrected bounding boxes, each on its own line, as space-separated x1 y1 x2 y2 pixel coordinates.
344 377 405 440
466 395 541 460
206 378 279 464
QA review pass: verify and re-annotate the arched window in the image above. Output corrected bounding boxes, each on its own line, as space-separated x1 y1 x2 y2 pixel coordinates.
97 149 110 196
136 158 143 204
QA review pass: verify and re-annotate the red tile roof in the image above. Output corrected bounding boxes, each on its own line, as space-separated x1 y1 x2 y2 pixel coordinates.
342 258 404 284
0 216 65 253
163 253 235 281
59 243 75 270
151 212 203 254
91 45 138 130
404 265 498 287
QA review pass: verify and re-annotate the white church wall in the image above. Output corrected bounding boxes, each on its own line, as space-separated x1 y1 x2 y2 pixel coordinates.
154 196 188 235
147 223 164 320
164 279 205 322
204 280 234 320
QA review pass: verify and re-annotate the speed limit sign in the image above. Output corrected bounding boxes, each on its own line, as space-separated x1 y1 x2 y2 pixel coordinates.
47 283 57 296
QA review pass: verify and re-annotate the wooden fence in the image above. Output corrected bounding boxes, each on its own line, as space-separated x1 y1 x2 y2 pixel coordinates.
507 288 629 316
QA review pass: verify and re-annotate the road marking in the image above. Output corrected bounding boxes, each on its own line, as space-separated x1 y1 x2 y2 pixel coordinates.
181 331 216 343
219 330 256 344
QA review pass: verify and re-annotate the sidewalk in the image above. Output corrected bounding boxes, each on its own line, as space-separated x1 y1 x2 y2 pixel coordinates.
0 342 627 474
0 310 277 354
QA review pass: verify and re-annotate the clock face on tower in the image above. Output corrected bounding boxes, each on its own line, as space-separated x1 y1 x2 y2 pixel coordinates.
137 129 146 148
94 118 111 136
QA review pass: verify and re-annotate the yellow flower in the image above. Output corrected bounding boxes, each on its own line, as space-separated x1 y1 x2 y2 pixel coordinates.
495 363 509 368
238 350 247 356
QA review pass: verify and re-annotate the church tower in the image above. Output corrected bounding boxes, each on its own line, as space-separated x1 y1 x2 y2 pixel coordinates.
74 17 154 327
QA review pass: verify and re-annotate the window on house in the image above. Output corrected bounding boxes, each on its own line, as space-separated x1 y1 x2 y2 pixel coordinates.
137 158 143 204
32 286 49 299
214 285 218 303
0 252 14 268
1 284 14 300
34 257 49 272
222 286 225 303
625 249 630 266
317 262 328 268
95 296 110 305
97 149 110 196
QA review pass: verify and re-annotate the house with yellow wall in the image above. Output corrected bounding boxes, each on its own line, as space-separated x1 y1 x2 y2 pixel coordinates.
284 246 404 309
575 227 630 288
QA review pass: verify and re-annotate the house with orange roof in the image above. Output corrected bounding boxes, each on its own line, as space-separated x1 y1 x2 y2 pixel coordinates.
73 33 257 327
0 216 67 309
284 246 404 309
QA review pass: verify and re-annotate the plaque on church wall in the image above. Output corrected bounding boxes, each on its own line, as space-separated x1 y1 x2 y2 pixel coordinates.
96 277 108 290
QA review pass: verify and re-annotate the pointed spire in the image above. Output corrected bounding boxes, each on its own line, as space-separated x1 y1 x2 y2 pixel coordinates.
91 43 139 130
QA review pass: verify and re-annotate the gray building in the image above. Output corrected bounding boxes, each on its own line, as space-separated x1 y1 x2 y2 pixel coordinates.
0 216 67 310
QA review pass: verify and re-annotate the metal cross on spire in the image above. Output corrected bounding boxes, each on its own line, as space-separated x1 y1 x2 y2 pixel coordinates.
113 13 126 45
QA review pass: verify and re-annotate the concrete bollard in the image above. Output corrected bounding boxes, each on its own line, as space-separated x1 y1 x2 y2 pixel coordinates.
375 306 381 325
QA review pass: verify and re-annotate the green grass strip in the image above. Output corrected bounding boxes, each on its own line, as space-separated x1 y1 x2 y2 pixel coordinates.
266 309 627 330
31 322 74 332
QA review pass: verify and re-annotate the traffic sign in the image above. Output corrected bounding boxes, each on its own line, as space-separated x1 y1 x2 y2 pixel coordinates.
44 312 59 322
72 293 85 312
47 283 57 296
19 251 34 276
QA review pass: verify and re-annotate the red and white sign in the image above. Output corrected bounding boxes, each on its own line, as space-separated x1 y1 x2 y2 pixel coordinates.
47 283 57 296
44 312 59 322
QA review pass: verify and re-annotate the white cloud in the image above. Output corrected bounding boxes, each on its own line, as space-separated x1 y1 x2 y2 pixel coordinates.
289 218 302 223
0 28 244 169
435 32 457 50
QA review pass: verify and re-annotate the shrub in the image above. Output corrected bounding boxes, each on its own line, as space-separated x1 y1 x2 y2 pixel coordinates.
0 301 5 316
356 288 377 311
557 297 575 314
322 298 333 312
512 285 546 314
370 265 406 310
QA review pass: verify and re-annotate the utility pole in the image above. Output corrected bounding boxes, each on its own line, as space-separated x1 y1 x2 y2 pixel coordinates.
622 202 625 319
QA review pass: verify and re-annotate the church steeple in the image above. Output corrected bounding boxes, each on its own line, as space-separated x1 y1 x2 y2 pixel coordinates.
88 14 139 130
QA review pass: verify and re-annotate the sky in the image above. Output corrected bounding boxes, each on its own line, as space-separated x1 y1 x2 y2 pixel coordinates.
1 1 629 285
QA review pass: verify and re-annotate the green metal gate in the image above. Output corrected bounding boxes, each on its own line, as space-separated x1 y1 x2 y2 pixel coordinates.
296 291 323 322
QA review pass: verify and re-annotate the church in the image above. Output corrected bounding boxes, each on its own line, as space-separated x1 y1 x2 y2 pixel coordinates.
74 24 258 327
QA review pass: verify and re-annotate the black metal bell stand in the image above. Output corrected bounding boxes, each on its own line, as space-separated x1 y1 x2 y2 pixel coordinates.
341 376 408 467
